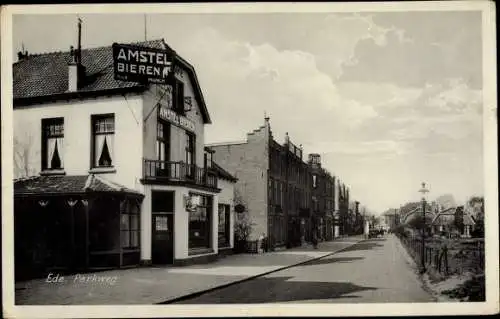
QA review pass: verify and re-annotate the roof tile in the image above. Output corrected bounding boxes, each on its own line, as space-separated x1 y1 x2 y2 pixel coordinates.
14 175 142 196
13 40 164 100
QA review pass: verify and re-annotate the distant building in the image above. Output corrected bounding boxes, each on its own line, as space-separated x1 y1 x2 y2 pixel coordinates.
208 118 312 249
13 38 235 279
383 209 400 230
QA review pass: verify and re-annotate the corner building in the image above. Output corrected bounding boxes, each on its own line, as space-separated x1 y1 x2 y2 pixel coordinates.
13 39 235 279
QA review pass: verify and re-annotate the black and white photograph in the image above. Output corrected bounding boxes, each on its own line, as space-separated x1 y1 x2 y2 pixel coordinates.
1 2 498 318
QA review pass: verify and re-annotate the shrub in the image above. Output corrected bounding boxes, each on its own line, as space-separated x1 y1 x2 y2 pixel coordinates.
441 274 485 301
234 212 255 253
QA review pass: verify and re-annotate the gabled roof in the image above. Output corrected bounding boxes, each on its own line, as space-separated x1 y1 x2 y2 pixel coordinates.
13 39 211 124
14 175 142 197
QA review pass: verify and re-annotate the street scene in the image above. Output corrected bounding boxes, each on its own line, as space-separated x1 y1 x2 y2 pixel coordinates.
172 235 435 304
2 2 497 318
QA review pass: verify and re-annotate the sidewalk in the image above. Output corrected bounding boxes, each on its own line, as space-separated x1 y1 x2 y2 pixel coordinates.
15 235 364 305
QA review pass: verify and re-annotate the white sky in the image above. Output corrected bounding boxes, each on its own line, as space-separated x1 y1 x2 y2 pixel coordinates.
12 11 484 214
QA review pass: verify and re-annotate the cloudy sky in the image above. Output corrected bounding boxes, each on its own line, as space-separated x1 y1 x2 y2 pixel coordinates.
12 10 485 213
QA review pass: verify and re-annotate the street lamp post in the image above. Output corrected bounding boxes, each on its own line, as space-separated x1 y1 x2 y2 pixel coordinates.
418 182 429 273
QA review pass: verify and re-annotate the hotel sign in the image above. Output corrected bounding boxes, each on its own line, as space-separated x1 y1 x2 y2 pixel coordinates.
112 43 173 84
159 106 195 132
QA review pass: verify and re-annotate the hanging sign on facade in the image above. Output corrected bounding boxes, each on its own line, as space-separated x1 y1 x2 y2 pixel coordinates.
113 43 173 84
159 105 195 132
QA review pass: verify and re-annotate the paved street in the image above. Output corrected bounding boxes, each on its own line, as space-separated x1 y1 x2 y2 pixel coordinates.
15 236 362 305
174 234 436 303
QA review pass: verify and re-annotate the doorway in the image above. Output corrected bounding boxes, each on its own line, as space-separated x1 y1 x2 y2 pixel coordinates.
151 191 175 265
151 213 174 264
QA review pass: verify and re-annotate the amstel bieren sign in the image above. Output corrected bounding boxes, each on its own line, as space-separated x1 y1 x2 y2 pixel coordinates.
159 106 195 132
112 43 173 84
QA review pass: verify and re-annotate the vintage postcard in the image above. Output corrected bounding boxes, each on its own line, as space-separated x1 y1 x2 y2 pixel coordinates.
1 1 498 318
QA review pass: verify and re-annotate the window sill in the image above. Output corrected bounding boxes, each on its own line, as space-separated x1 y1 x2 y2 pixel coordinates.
40 169 66 176
89 167 116 174
188 248 214 256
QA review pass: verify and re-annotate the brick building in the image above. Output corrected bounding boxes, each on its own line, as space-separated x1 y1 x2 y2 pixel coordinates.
208 117 312 250
307 154 336 241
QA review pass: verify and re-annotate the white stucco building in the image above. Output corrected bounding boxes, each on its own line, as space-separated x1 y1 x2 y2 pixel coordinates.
13 39 236 277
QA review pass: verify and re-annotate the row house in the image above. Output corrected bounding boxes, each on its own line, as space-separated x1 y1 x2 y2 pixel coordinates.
307 154 336 241
208 117 312 250
280 133 312 248
12 39 237 280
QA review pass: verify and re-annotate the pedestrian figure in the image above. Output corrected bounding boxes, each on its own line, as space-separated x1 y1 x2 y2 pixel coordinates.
258 233 265 254
312 230 318 249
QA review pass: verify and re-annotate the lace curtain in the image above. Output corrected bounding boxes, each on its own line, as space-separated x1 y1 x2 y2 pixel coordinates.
47 137 64 169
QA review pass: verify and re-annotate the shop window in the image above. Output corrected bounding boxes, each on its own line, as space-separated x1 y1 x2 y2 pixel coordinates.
91 114 115 168
218 204 230 247
89 198 120 252
41 117 64 170
120 199 140 249
189 194 212 249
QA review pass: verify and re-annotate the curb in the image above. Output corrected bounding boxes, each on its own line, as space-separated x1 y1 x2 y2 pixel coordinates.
157 237 366 304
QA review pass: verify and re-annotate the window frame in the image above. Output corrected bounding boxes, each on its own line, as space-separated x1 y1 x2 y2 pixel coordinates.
91 113 115 169
185 131 196 177
120 199 140 249
156 120 171 162
218 204 231 248
41 117 65 171
174 79 185 116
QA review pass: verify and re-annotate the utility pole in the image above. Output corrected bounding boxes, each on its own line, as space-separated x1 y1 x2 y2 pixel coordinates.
144 14 148 41
419 182 429 273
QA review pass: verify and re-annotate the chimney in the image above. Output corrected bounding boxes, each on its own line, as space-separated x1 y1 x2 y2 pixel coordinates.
17 47 29 62
264 111 270 123
308 153 321 168
68 17 85 92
